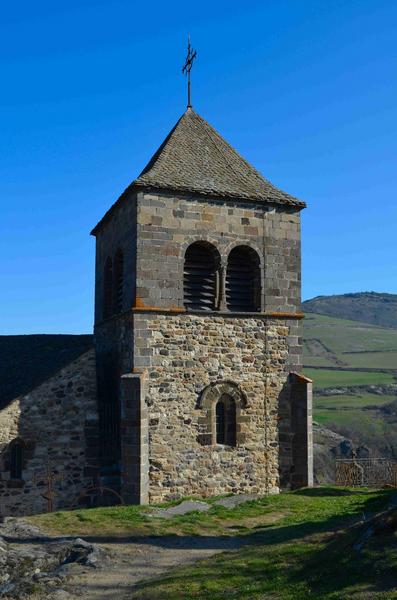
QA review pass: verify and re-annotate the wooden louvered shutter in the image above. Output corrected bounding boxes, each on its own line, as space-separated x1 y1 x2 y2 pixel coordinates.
226 246 261 312
184 243 220 311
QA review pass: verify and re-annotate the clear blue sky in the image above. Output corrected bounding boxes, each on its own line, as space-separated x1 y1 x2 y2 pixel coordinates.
1 0 396 334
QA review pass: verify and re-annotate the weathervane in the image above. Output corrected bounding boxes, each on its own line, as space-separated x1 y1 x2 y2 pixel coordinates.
182 36 197 109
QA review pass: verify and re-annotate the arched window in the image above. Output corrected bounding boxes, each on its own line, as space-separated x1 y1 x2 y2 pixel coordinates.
226 246 261 312
113 249 124 314
216 400 226 444
198 381 246 447
215 395 236 446
184 242 221 311
103 257 113 319
10 440 24 480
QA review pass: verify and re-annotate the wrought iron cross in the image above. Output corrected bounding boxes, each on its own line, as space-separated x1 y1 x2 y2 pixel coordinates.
34 461 64 513
182 36 197 108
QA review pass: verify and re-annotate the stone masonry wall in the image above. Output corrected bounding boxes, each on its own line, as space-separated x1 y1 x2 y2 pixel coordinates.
94 191 137 324
0 350 99 517
93 187 308 500
133 313 297 503
135 191 301 313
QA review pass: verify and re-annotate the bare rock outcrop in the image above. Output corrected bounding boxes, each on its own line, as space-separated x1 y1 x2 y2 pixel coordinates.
0 518 106 599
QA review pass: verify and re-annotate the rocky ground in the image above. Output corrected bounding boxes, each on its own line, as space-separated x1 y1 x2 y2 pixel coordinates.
313 422 373 485
0 518 107 599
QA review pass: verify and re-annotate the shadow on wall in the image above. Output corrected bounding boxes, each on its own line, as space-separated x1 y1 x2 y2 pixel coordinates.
0 341 100 517
278 373 312 491
0 334 93 410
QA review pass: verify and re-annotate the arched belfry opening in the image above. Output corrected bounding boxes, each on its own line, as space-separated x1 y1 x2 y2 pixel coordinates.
113 249 124 314
225 246 261 312
184 241 221 311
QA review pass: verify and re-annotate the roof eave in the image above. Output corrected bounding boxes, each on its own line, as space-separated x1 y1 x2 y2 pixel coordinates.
136 181 306 207
90 183 138 236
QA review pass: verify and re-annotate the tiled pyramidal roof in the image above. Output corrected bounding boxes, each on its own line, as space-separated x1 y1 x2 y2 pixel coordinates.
134 108 305 208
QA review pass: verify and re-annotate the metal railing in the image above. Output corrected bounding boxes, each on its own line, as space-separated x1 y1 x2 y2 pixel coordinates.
335 458 397 487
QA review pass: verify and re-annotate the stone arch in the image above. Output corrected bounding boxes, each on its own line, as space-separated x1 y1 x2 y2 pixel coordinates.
223 240 264 268
225 245 262 312
198 380 248 409
183 241 221 311
197 381 248 447
179 235 222 260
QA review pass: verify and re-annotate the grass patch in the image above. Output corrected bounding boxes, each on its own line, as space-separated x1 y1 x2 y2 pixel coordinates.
343 351 397 369
304 368 396 388
303 353 336 368
314 393 396 410
129 487 396 599
30 504 155 536
28 487 390 540
314 408 384 432
313 394 396 411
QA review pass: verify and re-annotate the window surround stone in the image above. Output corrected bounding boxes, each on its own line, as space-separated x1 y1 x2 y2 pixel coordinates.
197 380 248 447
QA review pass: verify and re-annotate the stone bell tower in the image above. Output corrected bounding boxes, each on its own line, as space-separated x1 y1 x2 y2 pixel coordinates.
91 107 313 504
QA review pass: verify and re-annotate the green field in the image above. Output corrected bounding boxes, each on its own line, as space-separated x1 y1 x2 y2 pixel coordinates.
315 393 396 410
304 368 396 389
343 351 397 369
303 313 397 451
314 408 385 435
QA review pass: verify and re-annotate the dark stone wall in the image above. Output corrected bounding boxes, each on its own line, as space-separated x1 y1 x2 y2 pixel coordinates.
0 335 93 410
290 372 313 488
94 191 137 325
93 189 302 320
0 350 99 516
134 191 301 312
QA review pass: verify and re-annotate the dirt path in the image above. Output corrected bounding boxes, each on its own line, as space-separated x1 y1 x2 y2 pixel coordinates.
59 534 250 599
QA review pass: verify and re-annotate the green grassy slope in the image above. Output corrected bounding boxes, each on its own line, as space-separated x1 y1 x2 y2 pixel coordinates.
31 489 397 599
304 313 397 364
304 369 395 388
303 313 397 453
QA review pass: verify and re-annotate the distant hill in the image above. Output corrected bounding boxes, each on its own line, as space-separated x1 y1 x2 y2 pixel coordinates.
0 334 93 409
303 292 397 329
